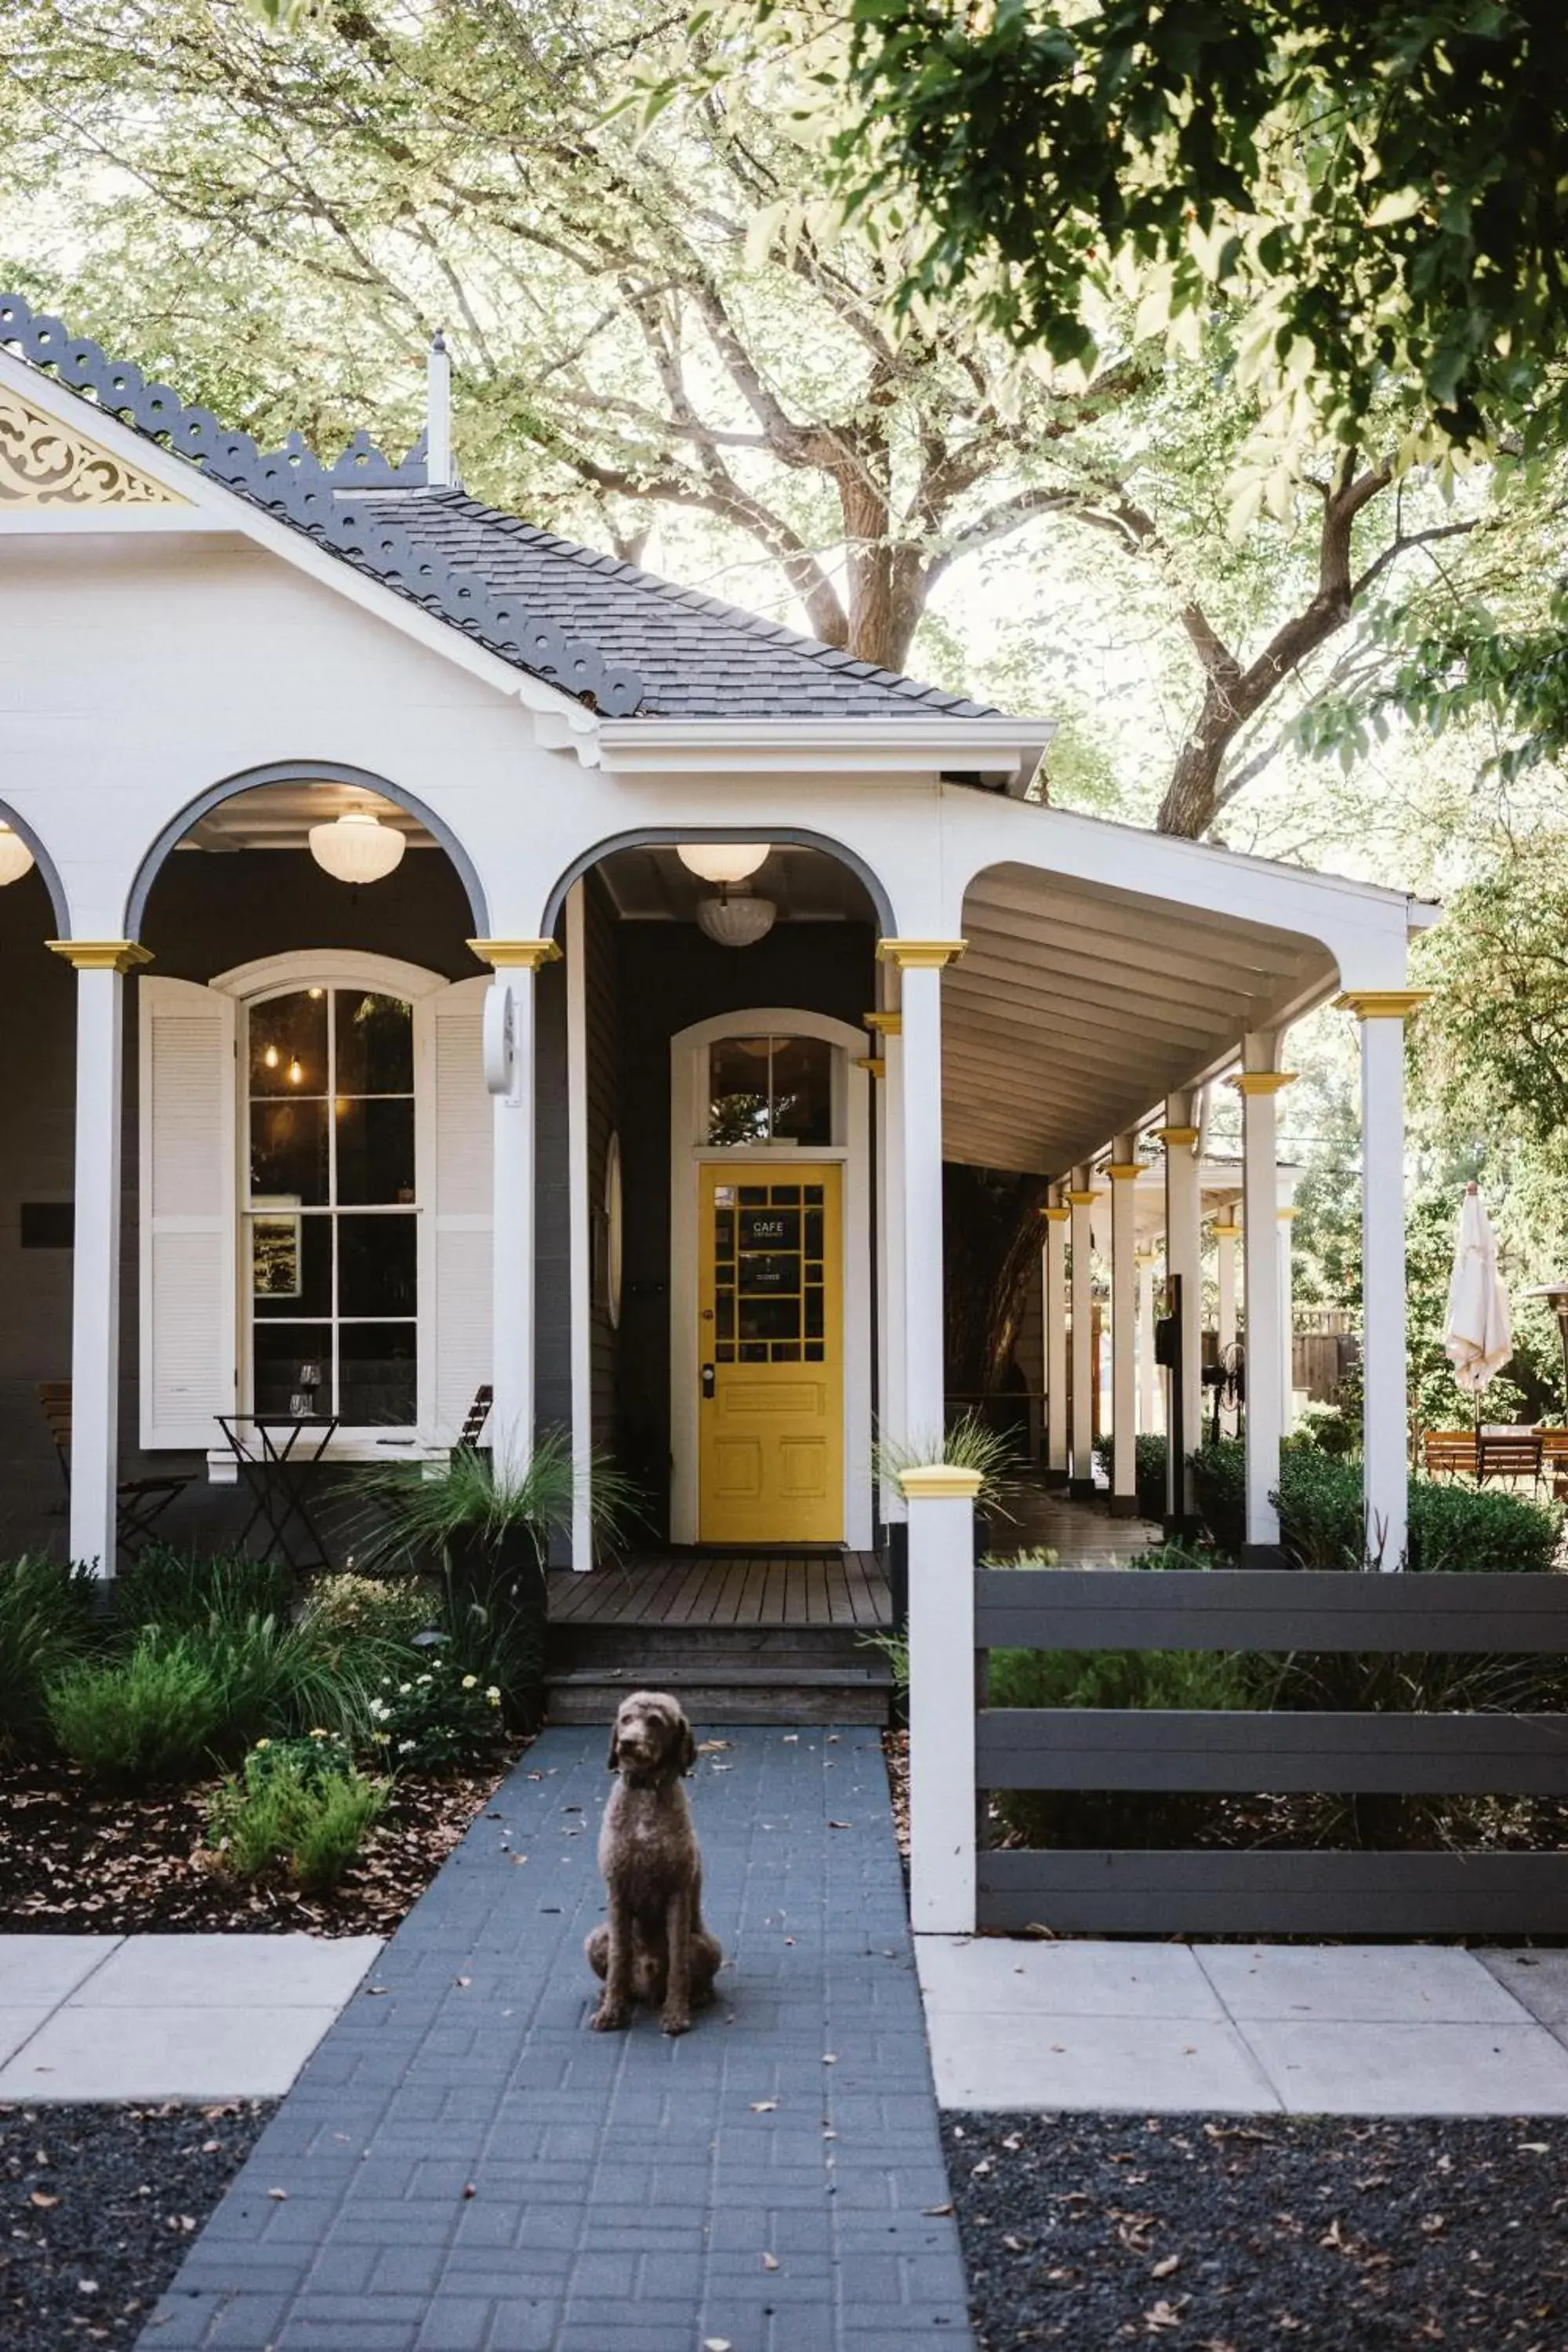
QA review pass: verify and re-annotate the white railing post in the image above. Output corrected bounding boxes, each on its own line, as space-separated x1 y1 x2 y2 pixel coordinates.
1214 1217 1240 1438
49 938 147 1575
1044 1194 1070 1489
471 937 560 1484
1108 1138 1139 1515
902 1463 982 1935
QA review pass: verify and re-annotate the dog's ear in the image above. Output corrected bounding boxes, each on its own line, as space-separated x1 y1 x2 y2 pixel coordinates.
678 1716 697 1774
606 1723 622 1772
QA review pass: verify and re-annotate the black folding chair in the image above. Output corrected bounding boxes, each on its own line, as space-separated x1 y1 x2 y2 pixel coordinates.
38 1381 191 1555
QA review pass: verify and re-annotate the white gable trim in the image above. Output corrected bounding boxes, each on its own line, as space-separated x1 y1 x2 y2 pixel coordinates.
0 346 594 731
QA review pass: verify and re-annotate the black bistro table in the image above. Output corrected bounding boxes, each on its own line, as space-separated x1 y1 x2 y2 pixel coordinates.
216 1413 340 1573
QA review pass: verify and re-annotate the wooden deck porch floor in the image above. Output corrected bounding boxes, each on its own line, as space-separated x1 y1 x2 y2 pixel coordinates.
545 1552 891 1630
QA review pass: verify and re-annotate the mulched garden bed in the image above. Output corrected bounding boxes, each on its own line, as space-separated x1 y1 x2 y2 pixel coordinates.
0 1751 525 1937
0 2099 272 2351
945 2111 1568 2350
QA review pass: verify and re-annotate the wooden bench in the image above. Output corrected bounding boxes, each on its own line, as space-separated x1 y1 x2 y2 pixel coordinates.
1422 1430 1477 1480
1477 1426 1544 1490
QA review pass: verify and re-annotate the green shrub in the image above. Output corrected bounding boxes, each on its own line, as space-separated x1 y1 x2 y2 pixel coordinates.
1094 1432 1168 1517
0 1555 99 1755
194 1613 395 1750
117 1547 292 1633
303 1573 440 1647
987 1643 1254 1713
1294 1403 1357 1458
1188 1437 1561 1571
365 1653 505 1771
979 1547 1059 1567
207 1736 388 1893
47 1635 229 1785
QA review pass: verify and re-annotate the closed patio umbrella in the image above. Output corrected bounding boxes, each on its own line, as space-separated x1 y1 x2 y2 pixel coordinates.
1443 1183 1513 1397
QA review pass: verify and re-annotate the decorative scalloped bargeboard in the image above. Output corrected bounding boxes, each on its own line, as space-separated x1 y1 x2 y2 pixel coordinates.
0 292 645 717
0 383 188 506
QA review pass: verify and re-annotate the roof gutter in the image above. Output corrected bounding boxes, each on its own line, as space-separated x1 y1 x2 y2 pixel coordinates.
591 715 1055 784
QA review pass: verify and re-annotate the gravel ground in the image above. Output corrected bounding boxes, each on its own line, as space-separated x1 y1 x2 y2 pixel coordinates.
944 2112 1568 2350
0 2101 272 2351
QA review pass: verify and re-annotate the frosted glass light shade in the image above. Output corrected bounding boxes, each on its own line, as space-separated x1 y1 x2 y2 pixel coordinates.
307 811 405 884
0 825 35 887
677 842 770 885
697 893 776 947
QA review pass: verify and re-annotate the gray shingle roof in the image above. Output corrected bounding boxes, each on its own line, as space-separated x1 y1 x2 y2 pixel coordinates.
0 290 1004 725
359 489 1001 722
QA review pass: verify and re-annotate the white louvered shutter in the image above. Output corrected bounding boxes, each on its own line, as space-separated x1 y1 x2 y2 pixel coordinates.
139 976 237 1448
426 975 493 1439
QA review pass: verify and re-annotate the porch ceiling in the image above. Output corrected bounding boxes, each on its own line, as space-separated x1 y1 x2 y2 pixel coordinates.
943 864 1335 1178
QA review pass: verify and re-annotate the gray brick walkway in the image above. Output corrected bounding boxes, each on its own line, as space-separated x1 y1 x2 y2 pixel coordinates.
139 1726 971 2352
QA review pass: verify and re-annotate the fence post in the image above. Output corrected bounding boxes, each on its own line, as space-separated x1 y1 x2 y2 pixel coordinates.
901 1464 983 1934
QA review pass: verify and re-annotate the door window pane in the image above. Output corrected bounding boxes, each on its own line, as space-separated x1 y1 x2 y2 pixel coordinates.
709 1036 772 1143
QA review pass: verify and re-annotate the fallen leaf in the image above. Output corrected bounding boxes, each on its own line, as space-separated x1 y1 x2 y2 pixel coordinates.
365 1986 390 1998
454 1976 471 1989
1519 2142 1550 2154
1002 2233 1025 2253
828 1820 851 1830
750 2100 779 2113
822 2053 838 2064
761 2252 779 2270
922 2202 954 2216
29 2190 59 2209
1152 2255 1181 2279
703 2339 733 2350
462 2183 477 2199
1144 2297 1187 2332
267 2188 289 2201
697 1739 731 1753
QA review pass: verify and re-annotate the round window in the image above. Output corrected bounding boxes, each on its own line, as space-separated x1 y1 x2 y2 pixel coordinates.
604 1131 624 1330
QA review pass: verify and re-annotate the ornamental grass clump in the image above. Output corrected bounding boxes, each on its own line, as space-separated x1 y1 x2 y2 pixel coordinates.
116 1544 293 1633
207 1733 388 1894
0 1554 99 1757
46 1633 230 1786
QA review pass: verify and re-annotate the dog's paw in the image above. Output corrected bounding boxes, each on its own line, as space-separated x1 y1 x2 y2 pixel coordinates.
590 2000 630 2032
659 2008 691 2038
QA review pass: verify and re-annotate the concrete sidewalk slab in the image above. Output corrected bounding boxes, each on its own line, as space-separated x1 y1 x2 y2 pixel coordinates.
0 1933 124 2007
1236 2016 1568 2116
916 1936 1225 2019
0 1933 383 2103
1478 1947 1568 2031
81 1933 383 2009
0 2002 363 2103
1196 1942 1523 2024
927 2006 1280 2112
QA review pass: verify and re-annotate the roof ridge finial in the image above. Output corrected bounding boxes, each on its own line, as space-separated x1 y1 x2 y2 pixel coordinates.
426 325 452 490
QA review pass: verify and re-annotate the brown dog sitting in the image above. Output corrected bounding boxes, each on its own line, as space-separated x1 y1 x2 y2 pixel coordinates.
585 1690 722 2037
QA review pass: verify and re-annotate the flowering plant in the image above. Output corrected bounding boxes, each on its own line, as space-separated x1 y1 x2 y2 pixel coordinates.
365 1653 503 1773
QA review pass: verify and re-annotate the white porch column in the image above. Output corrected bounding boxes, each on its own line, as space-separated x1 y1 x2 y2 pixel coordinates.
867 1001 904 1519
1107 1139 1139 1515
1043 1195 1070 1488
564 887 593 1568
880 940 964 1445
1278 1203 1298 1439
49 938 147 1574
1341 991 1427 1570
1137 1248 1160 1436
1214 1218 1240 1438
1234 1040 1294 1559
902 1465 980 1934
1067 1168 1097 1498
1159 1097 1203 1523
473 938 560 1485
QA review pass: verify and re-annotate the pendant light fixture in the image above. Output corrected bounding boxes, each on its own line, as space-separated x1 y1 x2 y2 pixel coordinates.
677 842 771 885
0 824 35 887
697 890 776 947
307 809 406 885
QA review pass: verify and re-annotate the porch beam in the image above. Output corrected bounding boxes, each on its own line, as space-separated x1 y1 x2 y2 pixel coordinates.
953 949 1236 1047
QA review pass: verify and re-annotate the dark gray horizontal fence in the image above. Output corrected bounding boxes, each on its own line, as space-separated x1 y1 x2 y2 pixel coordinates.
974 1570 1568 1936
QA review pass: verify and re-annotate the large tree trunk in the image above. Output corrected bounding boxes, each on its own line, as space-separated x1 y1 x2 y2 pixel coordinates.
942 1166 1050 1399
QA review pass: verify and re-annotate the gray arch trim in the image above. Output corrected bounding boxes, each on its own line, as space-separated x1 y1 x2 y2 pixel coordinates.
540 825 895 936
0 800 71 935
124 760 491 939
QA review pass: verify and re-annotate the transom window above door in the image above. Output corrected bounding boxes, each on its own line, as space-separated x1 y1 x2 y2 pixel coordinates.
707 1033 833 1146
247 985 417 1426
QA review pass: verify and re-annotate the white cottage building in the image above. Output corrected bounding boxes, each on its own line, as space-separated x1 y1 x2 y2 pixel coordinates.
0 293 1433 1584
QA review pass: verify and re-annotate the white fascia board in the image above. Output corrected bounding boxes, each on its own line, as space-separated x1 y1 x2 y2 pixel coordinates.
0 347 590 729
593 715 1055 780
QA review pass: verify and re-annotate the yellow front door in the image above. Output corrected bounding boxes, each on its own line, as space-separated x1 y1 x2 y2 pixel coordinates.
698 1164 843 1544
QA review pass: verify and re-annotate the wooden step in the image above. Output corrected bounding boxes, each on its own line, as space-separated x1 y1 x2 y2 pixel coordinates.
548 1622 890 1671
545 1661 893 1727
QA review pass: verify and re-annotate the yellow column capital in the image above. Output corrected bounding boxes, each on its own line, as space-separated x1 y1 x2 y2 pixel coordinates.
46 939 153 973
1210 1219 1240 1240
466 938 561 969
875 938 967 970
1066 1188 1098 1207
1334 989 1432 1020
1040 1204 1072 1224
855 1055 886 1079
1278 1204 1301 1221
1105 1163 1141 1182
1229 1072 1298 1097
1156 1124 1201 1147
863 1010 902 1036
